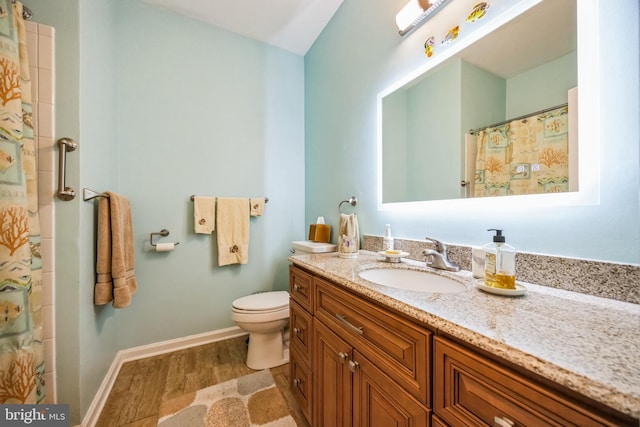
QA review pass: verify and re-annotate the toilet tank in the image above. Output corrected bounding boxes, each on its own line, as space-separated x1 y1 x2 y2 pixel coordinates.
291 240 336 254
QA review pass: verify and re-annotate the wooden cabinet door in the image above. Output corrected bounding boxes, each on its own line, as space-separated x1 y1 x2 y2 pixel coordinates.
431 414 448 427
314 318 353 427
290 346 313 424
352 349 429 427
290 300 313 362
315 278 431 405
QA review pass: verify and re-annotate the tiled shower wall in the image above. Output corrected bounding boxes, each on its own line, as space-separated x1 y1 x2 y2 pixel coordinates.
25 21 56 403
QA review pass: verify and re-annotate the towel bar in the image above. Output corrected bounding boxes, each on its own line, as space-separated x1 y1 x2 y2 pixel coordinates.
83 188 109 201
189 195 269 203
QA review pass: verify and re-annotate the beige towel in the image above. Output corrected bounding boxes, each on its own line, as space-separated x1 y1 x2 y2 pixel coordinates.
194 196 216 233
338 213 360 254
94 196 113 305
250 198 265 216
217 198 250 266
94 192 137 308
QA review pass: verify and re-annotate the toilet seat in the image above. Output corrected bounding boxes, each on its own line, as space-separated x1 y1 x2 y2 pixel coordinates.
232 291 289 313
231 291 290 324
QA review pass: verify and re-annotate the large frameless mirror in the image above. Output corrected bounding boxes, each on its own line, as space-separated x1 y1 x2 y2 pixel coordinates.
379 0 577 204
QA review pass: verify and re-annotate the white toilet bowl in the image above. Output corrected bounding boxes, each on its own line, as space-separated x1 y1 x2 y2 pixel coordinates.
231 291 290 370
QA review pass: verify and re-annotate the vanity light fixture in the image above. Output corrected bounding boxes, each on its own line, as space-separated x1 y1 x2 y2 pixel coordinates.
396 0 453 36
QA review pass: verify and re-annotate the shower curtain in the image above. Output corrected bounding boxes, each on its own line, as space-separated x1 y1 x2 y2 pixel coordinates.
0 1 44 403
473 105 569 197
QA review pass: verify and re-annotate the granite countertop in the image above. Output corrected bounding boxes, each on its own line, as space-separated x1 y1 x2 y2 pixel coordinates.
289 250 640 420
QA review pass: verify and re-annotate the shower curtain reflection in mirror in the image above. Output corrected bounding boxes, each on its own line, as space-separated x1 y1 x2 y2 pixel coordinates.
468 99 577 198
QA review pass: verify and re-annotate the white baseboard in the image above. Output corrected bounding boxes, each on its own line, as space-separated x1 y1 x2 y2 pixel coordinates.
80 326 247 427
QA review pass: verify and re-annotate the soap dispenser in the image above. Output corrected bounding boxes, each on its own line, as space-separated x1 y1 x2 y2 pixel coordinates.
484 229 516 289
383 224 394 251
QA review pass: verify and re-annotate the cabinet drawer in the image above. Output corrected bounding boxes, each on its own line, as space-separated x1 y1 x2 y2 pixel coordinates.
290 346 313 425
315 278 431 405
290 266 313 312
290 300 313 363
434 336 635 427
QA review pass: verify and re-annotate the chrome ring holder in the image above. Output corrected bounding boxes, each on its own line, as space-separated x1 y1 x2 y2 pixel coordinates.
338 196 357 213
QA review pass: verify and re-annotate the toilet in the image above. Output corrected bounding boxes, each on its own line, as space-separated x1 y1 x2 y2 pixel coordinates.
231 240 336 370
232 291 290 370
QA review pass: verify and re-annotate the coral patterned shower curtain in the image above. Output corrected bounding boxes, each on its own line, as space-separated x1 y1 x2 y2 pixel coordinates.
473 105 569 197
0 0 44 403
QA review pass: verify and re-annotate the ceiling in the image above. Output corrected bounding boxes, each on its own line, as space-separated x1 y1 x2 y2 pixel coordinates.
142 0 344 56
461 0 576 78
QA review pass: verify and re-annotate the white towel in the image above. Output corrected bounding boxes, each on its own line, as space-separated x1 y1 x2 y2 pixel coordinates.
250 198 265 216
216 198 250 266
194 196 215 234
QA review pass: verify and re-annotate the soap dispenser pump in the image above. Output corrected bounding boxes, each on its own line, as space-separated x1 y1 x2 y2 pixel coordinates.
382 224 394 251
484 229 517 289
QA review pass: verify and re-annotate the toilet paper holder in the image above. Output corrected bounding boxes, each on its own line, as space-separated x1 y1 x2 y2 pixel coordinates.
150 229 180 247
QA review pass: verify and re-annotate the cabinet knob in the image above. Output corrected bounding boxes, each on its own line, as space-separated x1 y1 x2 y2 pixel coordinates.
348 360 360 372
337 352 349 362
293 378 301 386
293 283 301 291
494 416 515 427
293 327 302 335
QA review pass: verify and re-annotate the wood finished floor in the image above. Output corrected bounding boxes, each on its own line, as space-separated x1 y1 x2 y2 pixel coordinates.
95 335 310 427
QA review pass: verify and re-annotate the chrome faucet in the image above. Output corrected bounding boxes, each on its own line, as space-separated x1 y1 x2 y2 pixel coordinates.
422 237 460 272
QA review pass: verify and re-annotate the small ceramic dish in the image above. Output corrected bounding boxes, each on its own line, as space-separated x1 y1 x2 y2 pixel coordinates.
475 279 527 296
378 251 410 263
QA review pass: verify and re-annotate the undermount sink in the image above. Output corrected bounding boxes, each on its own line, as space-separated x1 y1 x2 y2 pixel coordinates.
358 268 466 293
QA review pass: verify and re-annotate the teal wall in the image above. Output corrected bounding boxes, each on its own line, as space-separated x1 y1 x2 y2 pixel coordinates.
506 51 577 117
78 0 120 421
460 60 506 136
407 59 461 201
381 85 408 202
114 0 304 349
305 0 639 263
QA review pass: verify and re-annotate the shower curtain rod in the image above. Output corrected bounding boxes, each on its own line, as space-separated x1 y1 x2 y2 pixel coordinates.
11 0 33 20
468 102 568 135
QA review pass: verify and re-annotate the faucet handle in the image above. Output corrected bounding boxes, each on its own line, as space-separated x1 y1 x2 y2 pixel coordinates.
424 236 445 253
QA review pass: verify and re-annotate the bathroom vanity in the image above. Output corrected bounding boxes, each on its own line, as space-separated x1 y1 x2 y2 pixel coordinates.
288 251 639 427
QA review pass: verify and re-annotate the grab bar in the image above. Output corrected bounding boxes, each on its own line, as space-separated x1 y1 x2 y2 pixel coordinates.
57 137 77 201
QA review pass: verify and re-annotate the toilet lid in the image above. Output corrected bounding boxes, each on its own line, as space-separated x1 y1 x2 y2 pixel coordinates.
232 291 289 311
